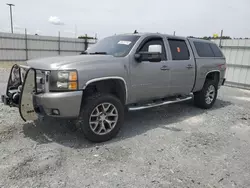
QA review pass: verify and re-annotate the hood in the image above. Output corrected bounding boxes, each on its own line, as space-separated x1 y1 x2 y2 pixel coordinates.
26 55 116 70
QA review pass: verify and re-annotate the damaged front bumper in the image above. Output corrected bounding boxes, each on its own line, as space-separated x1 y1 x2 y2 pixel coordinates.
1 64 82 121
1 64 27 107
33 91 82 118
1 95 11 106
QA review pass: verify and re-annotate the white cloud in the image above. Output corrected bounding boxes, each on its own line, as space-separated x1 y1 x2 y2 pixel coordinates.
48 16 64 25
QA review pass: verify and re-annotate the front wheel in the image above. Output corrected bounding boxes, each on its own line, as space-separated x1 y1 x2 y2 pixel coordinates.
79 93 124 142
194 80 218 109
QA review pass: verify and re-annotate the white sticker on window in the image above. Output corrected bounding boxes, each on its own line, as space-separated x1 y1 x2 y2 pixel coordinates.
118 41 131 45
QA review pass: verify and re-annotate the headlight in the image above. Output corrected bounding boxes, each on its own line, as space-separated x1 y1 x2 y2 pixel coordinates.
50 70 78 91
58 72 69 80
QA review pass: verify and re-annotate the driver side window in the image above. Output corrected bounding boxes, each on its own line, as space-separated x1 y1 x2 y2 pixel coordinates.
138 38 167 60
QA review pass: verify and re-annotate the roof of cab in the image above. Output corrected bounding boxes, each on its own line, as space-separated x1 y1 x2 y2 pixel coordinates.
117 32 187 40
187 37 215 44
116 33 216 44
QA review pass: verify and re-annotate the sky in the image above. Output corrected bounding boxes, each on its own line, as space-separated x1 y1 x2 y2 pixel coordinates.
0 0 250 39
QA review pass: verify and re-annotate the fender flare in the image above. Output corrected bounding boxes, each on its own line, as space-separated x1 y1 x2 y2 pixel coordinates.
82 76 128 103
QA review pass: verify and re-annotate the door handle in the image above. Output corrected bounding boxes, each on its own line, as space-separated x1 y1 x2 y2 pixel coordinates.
186 64 193 69
160 65 170 71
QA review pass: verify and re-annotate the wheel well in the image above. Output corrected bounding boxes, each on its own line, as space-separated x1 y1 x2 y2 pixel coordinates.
205 71 220 83
83 79 126 104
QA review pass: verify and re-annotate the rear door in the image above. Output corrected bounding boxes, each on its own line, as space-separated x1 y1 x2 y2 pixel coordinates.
19 68 38 121
166 38 195 95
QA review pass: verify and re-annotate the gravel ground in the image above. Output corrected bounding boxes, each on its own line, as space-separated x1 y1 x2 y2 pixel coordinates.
1 68 250 188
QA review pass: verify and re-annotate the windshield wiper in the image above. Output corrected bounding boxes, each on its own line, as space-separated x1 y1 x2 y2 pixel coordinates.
89 52 107 55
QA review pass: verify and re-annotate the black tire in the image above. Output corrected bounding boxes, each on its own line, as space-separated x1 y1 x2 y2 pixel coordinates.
79 93 124 142
194 80 218 109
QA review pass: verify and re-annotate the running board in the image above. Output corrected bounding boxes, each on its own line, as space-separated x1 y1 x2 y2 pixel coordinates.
128 96 193 111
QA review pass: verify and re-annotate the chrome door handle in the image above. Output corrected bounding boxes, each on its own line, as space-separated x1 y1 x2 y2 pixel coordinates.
186 64 193 69
161 65 170 71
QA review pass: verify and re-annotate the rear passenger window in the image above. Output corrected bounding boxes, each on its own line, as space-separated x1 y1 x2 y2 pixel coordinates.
168 39 190 60
210 43 223 57
194 42 214 57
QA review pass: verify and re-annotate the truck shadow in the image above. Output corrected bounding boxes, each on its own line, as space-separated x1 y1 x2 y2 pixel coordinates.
22 99 232 149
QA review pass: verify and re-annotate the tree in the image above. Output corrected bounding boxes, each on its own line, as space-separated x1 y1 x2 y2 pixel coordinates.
198 36 232 40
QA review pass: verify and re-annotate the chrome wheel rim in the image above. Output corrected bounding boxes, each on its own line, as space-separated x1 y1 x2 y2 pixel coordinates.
205 85 215 104
89 103 118 135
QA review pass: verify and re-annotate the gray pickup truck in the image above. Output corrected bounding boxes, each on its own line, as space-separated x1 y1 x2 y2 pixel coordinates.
1 33 226 142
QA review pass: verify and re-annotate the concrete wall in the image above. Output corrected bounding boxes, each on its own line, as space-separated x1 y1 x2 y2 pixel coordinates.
0 32 96 62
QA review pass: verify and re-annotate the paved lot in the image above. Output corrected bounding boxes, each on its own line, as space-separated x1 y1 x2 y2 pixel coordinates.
0 68 250 188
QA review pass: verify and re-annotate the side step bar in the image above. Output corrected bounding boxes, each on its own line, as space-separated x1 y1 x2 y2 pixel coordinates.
128 96 193 111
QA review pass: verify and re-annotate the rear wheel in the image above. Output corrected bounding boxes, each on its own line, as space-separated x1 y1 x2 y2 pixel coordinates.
194 80 218 109
79 93 124 142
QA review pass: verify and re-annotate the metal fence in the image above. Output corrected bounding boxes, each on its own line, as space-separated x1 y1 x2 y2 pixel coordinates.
212 39 250 89
1 32 250 90
0 31 96 63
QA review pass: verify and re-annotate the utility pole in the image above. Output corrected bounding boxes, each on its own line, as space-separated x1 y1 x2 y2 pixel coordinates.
6 3 15 33
219 29 224 48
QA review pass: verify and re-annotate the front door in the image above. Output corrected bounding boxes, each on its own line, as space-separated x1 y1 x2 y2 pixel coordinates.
130 37 170 102
19 68 38 121
166 39 195 95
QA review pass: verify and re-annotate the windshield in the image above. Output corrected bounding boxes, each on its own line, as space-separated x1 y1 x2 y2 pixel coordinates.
86 35 140 57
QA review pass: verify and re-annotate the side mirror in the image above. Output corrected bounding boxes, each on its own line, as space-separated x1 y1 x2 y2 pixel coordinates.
134 52 161 62
134 44 162 62
134 53 142 62
148 45 162 53
146 52 162 62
